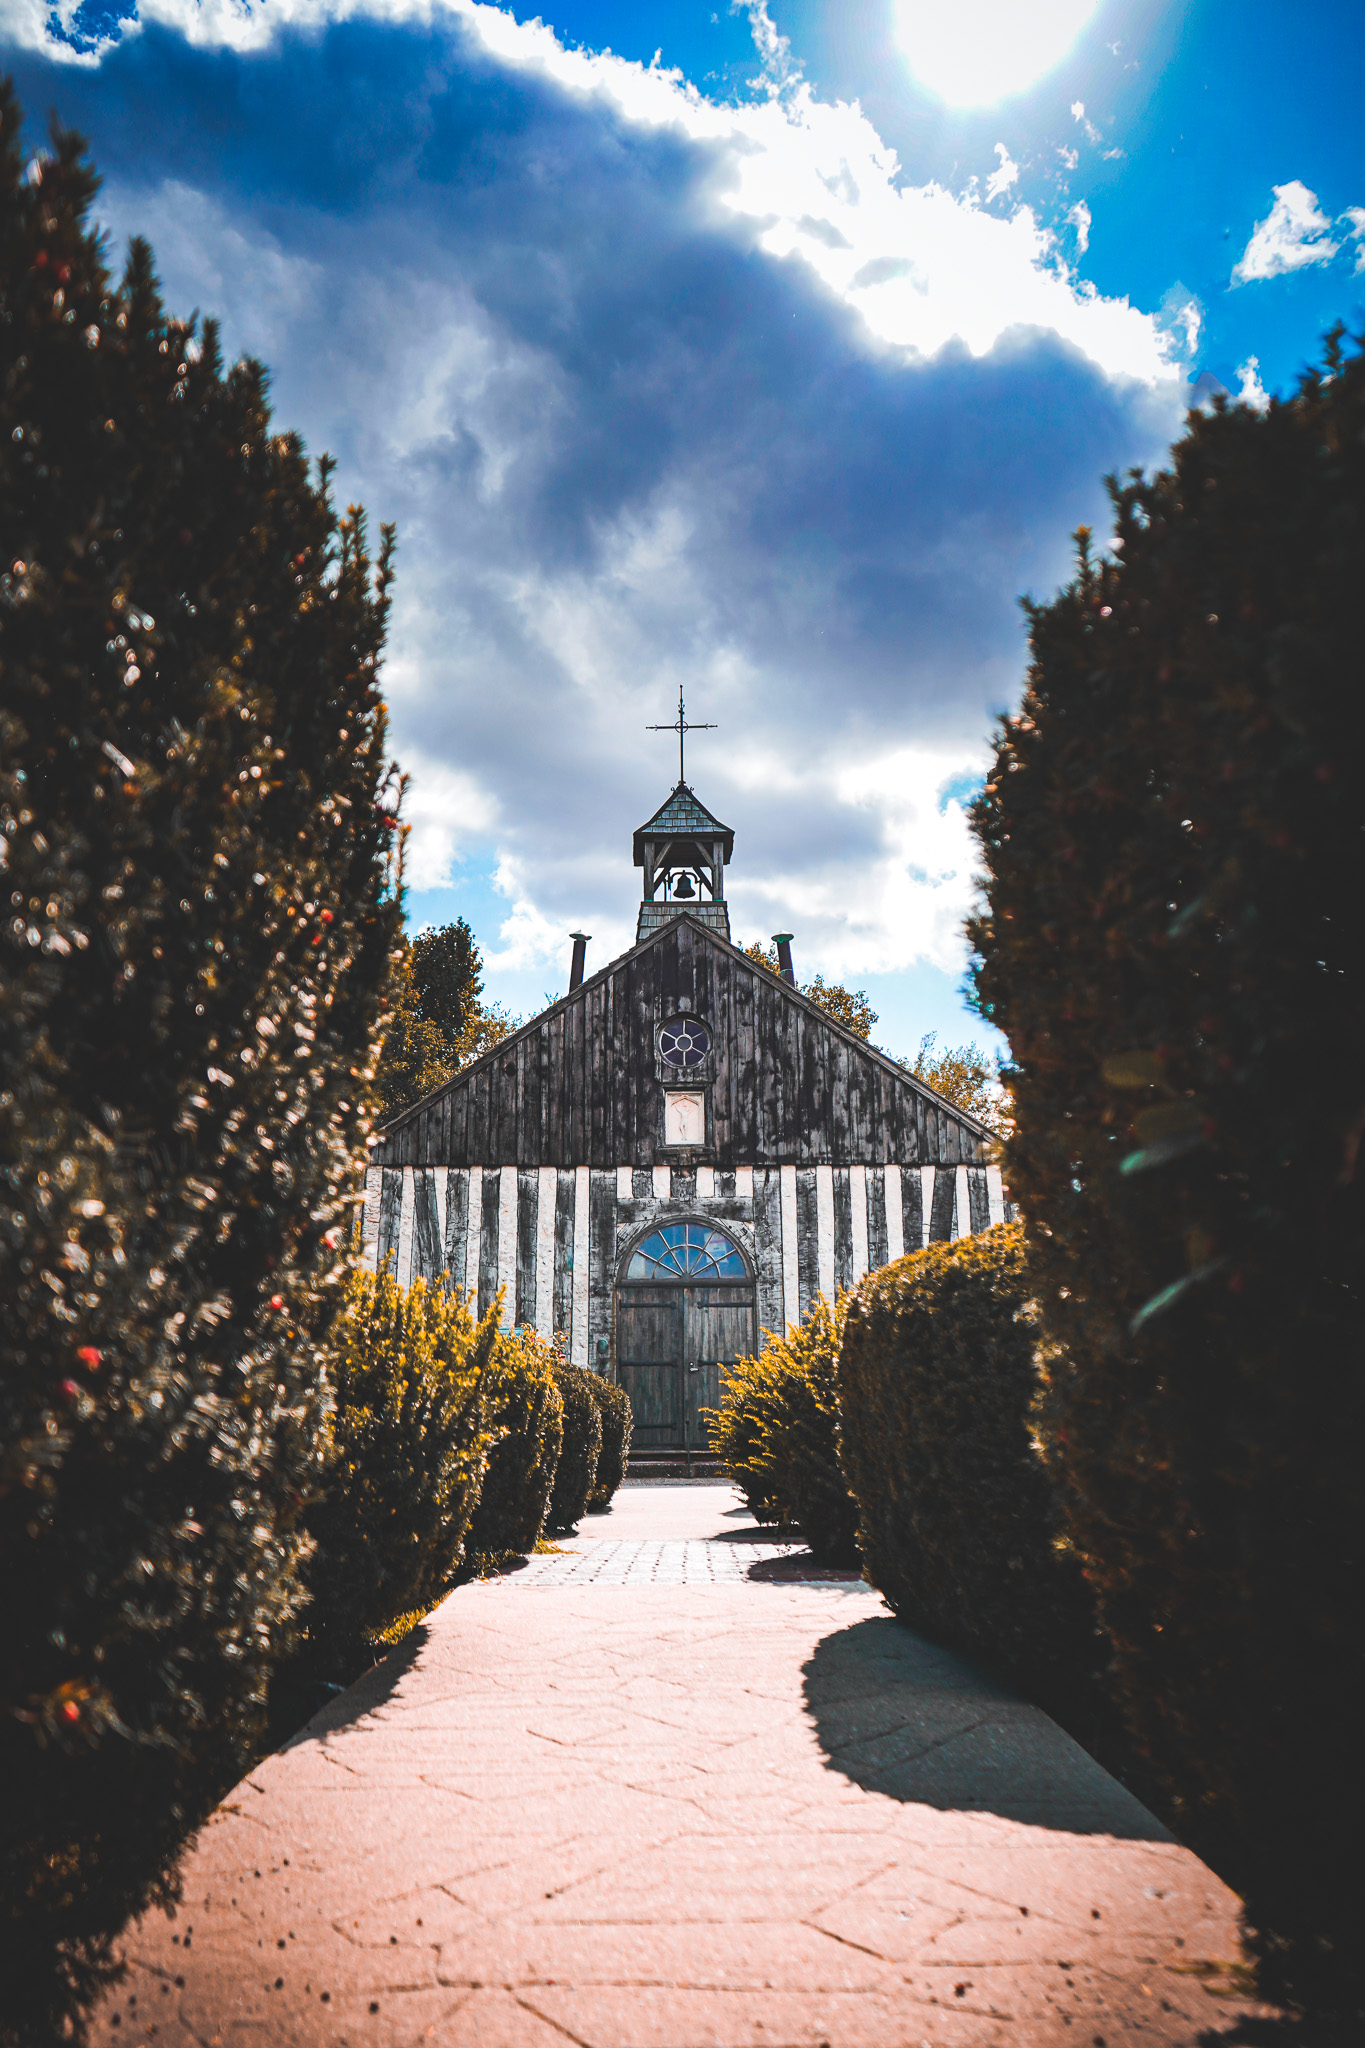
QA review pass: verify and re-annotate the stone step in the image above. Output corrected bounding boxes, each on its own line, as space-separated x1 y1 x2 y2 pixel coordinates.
626 1448 725 1479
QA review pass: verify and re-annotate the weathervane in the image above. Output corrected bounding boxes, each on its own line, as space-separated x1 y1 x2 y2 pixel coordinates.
647 684 717 786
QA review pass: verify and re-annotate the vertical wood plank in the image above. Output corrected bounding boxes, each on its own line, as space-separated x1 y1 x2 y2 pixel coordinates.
588 1168 617 1371
378 1167 402 1279
849 1163 870 1281
816 1164 836 1305
396 1166 416 1287
986 1164 1006 1228
479 1168 500 1321
498 1166 518 1316
535 1166 557 1336
516 1166 538 1325
885 1165 905 1263
832 1166 853 1293
734 958 757 1166
553 1169 575 1339
571 1166 591 1366
432 1166 449 1274
753 1168 784 1339
954 1164 970 1239
929 1167 956 1244
968 1166 991 1235
412 1167 441 1284
360 1165 382 1274
780 1165 800 1331
444 1166 471 1296
903 1167 924 1255
796 1168 819 1324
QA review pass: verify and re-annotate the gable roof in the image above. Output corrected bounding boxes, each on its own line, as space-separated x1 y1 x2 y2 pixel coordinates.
373 913 991 1168
633 783 734 865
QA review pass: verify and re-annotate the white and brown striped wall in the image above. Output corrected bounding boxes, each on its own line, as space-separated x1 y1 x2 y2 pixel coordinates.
359 1161 1009 1366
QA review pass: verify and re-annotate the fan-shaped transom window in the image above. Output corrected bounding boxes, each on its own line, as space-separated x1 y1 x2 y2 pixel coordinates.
626 1223 746 1281
659 1017 710 1069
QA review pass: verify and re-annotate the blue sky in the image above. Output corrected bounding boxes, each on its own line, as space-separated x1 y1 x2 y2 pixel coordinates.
5 0 1360 1056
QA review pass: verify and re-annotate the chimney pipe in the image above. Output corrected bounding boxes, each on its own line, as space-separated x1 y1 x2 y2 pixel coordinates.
772 932 795 984
569 931 590 991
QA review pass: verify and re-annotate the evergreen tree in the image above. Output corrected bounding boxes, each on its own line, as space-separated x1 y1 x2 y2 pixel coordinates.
374 918 512 1121
0 86 401 2042
970 334 1364 2029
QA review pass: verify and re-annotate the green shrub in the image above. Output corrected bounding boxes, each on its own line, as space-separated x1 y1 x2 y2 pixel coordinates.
586 1373 633 1510
968 336 1364 2029
0 90 398 2046
466 1326 564 1556
546 1361 603 1532
838 1227 1096 1703
303 1272 498 1658
710 1295 859 1565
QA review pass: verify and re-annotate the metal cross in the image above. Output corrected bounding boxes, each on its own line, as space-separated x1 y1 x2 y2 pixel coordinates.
647 684 717 785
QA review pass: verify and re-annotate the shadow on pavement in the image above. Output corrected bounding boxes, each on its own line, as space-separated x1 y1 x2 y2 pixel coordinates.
803 1615 1169 1840
747 1552 864 1583
275 1622 432 1749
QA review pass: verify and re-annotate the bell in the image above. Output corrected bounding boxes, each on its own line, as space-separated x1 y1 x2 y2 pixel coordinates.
672 870 696 899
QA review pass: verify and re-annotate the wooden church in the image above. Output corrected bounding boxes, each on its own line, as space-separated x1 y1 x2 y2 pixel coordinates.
362 769 1002 1453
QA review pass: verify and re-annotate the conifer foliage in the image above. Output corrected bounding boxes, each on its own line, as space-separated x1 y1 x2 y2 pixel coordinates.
303 1272 498 1660
0 88 400 2041
375 918 512 1121
709 1293 859 1565
969 337 1364 2028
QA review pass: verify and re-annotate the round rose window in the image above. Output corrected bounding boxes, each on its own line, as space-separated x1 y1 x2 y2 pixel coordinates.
659 1017 711 1069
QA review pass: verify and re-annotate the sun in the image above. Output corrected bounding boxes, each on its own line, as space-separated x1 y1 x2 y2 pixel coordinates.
893 0 1101 107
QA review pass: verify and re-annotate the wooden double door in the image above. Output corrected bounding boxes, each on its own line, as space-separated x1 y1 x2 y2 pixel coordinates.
616 1283 755 1451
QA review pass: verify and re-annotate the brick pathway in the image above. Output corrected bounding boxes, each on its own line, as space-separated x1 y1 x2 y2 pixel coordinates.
91 1485 1265 2047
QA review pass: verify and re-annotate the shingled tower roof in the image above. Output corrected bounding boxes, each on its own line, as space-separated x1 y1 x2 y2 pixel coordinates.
632 783 734 866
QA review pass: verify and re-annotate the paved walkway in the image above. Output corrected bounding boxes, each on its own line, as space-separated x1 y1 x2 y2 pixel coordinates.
93 1484 1264 2047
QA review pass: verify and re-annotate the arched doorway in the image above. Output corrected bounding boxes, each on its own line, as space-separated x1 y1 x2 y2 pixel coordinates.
615 1222 756 1453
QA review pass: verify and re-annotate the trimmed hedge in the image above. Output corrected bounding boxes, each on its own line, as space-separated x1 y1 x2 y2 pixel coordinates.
968 337 1364 2028
466 1326 564 1556
0 89 397 2046
710 1294 859 1565
303 1272 498 1658
586 1373 633 1510
547 1361 603 1532
838 1227 1097 1706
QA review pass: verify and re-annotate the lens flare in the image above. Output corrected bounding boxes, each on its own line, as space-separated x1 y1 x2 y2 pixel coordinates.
894 0 1101 107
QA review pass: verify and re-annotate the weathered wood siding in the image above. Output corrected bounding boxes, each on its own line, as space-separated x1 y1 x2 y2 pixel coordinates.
371 918 988 1170
358 1159 1010 1366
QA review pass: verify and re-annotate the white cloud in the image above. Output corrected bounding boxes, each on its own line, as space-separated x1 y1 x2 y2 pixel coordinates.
1070 98 1100 143
1067 199 1091 253
60 0 1192 1004
1235 357 1269 412
984 142 1018 203
1232 180 1339 284
391 749 500 892
21 0 1182 384
1056 144 1079 171
1155 283 1202 362
1343 206 1365 271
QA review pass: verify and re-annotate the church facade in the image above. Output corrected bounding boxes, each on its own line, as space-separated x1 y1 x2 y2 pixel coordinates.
362 781 1001 1451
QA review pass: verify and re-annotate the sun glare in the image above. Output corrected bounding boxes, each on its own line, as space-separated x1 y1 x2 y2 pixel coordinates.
893 0 1101 107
